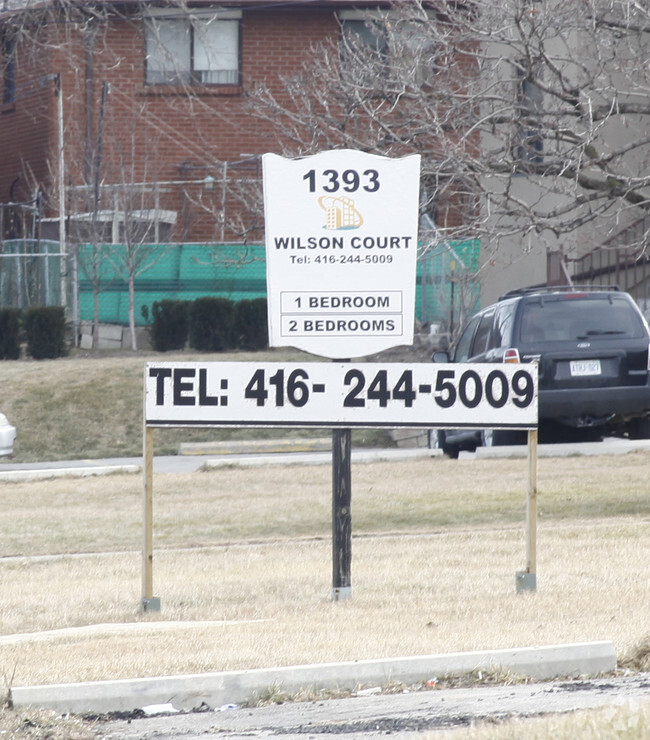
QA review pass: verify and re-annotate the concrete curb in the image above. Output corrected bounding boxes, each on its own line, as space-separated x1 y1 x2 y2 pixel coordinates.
471 439 650 459
179 438 332 456
204 447 438 468
0 464 140 482
11 641 616 715
0 448 438 479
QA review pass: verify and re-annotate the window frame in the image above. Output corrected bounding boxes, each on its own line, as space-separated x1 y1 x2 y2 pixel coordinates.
337 9 438 89
453 314 480 362
470 310 494 357
514 61 544 165
488 301 516 350
144 8 242 88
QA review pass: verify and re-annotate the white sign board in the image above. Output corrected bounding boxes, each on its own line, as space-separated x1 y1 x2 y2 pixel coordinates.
145 362 537 429
263 150 421 359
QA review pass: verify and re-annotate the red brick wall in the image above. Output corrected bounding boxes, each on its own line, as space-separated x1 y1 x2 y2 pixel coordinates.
0 6 471 242
0 21 56 210
0 7 340 241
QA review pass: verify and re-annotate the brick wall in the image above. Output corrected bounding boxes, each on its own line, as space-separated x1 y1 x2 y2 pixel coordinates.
1 6 340 241
0 5 473 243
0 20 56 209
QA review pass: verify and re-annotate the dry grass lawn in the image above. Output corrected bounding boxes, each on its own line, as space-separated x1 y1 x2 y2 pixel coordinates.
2 335 649 738
434 701 650 739
0 454 648 690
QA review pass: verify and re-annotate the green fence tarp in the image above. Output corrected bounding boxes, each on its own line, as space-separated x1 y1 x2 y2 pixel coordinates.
77 243 266 325
76 240 480 327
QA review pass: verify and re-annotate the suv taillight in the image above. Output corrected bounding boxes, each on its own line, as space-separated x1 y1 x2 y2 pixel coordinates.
503 348 520 363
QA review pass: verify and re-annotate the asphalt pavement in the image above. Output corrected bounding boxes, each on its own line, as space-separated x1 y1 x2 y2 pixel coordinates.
0 446 433 479
1 436 649 481
96 673 650 740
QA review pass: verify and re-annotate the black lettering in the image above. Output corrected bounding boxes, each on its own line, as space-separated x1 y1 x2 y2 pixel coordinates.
198 368 219 406
149 367 172 405
174 368 196 406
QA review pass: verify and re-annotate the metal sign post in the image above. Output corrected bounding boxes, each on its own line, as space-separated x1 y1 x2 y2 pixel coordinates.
517 428 538 593
332 428 352 601
263 149 421 601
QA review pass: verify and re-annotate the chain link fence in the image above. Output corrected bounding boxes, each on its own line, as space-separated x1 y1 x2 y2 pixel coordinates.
0 240 64 309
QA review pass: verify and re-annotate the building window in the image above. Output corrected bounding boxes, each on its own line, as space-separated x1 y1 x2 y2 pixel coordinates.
2 36 16 105
515 64 544 164
145 10 241 86
339 10 437 87
341 18 389 57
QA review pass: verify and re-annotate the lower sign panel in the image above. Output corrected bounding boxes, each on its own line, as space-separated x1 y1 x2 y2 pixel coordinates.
145 362 538 429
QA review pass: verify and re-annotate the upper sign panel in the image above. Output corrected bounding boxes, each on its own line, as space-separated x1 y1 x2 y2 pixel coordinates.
263 150 421 359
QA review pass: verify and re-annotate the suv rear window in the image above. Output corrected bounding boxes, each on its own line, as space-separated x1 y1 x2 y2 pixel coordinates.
517 295 646 343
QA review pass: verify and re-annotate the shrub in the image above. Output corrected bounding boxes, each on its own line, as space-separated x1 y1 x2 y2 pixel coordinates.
0 308 22 359
149 300 189 352
234 298 268 350
189 297 235 351
24 306 67 359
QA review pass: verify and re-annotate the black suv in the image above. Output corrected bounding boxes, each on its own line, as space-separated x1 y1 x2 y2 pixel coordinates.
431 286 650 456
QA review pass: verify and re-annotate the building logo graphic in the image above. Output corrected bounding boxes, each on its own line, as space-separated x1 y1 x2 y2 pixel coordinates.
318 195 364 230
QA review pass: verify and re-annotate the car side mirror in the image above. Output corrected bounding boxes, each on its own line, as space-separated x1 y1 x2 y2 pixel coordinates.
431 350 450 363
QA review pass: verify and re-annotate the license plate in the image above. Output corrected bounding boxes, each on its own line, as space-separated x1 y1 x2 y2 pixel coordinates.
570 359 601 376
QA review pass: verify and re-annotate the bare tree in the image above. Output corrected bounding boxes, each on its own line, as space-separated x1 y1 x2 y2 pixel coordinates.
103 192 158 350
246 0 650 296
3 0 649 328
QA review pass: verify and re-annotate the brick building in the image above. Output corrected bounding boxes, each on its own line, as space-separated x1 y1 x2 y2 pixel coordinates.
2 0 448 245
0 0 483 339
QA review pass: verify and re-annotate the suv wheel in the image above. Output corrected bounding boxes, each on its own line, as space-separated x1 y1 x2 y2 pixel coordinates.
629 417 650 440
480 429 526 447
428 429 458 458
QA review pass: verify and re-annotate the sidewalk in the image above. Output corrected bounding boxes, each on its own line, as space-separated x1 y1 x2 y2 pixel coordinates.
0 445 437 480
1 436 648 482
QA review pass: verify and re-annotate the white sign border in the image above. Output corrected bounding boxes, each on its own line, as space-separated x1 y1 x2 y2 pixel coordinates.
145 361 538 430
263 149 421 359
